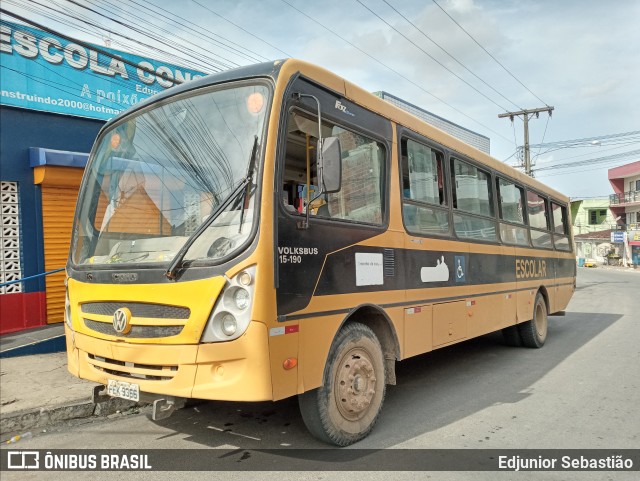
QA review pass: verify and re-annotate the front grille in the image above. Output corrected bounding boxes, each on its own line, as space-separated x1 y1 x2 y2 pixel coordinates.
88 354 178 381
84 319 183 338
81 302 190 319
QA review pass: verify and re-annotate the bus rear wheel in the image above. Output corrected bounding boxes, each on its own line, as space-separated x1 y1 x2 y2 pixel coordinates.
518 292 548 348
298 322 386 446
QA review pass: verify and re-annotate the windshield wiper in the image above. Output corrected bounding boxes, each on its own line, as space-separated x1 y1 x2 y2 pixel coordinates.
165 136 259 280
238 135 259 234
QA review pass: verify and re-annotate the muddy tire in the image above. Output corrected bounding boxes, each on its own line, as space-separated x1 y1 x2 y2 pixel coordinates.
501 325 523 347
518 292 548 348
298 322 386 446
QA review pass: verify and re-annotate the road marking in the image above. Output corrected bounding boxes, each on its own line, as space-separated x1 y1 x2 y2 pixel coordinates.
207 425 261 441
228 431 261 441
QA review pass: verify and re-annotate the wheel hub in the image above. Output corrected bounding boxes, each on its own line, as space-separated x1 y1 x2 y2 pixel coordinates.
535 302 547 338
335 348 377 421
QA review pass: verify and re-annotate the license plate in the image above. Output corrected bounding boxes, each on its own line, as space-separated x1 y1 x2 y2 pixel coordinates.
107 379 140 402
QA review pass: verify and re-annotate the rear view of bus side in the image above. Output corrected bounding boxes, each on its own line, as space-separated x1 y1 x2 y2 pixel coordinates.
64 59 575 447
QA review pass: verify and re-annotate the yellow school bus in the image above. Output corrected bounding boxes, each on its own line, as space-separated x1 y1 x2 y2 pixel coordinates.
64 59 576 446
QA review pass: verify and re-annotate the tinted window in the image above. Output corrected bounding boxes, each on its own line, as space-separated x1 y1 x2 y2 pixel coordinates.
500 223 529 246
551 202 572 251
402 139 445 206
497 178 524 224
551 202 568 235
282 110 385 225
454 214 497 241
400 138 449 236
452 158 493 217
527 191 549 231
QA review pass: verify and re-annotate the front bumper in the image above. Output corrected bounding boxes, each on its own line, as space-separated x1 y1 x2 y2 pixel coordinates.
65 321 273 402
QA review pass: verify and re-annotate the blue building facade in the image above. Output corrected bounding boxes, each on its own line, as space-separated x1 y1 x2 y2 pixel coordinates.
0 20 205 333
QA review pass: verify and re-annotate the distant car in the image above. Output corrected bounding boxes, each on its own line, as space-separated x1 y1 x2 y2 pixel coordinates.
584 258 597 267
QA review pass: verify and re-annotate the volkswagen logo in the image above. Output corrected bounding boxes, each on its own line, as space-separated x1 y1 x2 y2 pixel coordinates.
112 307 132 335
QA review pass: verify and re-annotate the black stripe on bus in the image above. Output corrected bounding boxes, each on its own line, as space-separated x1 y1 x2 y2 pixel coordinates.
313 246 576 296
281 281 575 322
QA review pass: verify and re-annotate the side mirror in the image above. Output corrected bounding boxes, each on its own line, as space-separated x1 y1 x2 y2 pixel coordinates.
318 136 342 194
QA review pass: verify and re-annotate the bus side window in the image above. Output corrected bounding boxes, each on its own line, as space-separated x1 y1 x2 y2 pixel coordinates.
451 158 496 241
497 177 529 246
551 201 572 251
282 109 385 225
400 138 449 236
282 111 320 214
527 190 553 248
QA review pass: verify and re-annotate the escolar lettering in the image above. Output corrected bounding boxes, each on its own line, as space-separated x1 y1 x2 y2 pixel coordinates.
515 258 547 279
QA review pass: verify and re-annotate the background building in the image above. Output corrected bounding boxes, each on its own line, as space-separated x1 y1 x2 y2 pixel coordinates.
570 197 617 235
608 160 640 265
0 20 203 333
1 21 499 334
373 91 490 154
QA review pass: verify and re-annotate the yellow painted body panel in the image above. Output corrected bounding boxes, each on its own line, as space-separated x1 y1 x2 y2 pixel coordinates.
66 321 272 401
68 276 226 345
403 305 433 358
433 301 468 347
267 326 299 400
64 59 576 405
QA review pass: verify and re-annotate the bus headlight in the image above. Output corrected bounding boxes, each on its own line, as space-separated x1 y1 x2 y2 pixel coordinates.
221 314 237 336
201 265 256 343
233 288 250 310
64 286 73 331
238 271 252 286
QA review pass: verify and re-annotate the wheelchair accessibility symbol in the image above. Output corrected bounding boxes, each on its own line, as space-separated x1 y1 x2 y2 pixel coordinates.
454 255 466 283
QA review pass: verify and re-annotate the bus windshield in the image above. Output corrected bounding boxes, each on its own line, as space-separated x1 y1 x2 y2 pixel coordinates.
71 83 269 267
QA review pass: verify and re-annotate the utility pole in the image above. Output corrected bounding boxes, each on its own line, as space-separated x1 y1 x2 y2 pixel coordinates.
499 106 554 176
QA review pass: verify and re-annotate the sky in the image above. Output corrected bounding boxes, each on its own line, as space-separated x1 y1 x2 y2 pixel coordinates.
2 0 639 199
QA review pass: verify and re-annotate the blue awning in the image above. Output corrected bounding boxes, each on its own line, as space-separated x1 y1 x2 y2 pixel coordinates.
29 147 89 168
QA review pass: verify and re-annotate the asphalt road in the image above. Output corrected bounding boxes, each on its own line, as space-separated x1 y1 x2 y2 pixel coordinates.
3 267 639 480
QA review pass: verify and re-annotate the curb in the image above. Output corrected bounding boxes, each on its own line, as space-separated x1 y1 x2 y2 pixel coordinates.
1 397 144 439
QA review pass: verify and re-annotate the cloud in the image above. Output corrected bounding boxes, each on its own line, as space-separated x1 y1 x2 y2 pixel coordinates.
579 80 623 99
446 0 481 15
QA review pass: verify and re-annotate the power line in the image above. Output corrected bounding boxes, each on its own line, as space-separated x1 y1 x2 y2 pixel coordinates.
137 0 268 63
532 114 551 161
0 19 170 100
79 0 229 70
536 160 636 179
379 0 523 111
527 130 640 151
1 65 130 112
191 0 291 58
64 0 236 70
568 194 618 200
499 106 554 175
0 7 184 85
534 149 640 173
13 0 225 72
538 143 639 164
279 0 514 146
356 0 510 112
430 0 550 107
49 0 104 39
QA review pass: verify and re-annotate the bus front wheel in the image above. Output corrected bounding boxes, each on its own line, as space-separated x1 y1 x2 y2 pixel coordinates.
518 292 548 348
298 322 386 446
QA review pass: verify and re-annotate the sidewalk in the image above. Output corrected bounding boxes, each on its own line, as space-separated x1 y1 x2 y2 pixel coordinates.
0 328 139 441
0 263 635 440
580 263 639 272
